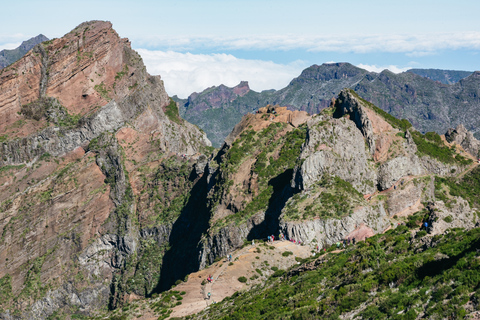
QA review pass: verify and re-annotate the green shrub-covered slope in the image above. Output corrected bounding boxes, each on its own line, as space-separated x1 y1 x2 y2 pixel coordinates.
190 225 480 319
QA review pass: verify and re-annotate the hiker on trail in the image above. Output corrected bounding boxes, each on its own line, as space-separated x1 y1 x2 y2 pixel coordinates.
353 238 356 245
208 292 211 300
343 239 346 248
229 254 232 261
336 242 340 248
252 239 255 245
423 222 429 230
272 235 275 242
268 236 271 242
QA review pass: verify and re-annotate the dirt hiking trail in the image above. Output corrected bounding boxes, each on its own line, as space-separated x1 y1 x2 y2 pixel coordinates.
168 240 313 318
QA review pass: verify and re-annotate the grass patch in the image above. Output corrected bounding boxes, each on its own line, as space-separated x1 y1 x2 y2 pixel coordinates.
410 130 472 165
164 98 183 125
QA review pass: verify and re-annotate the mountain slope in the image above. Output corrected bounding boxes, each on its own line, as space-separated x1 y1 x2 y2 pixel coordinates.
96 88 480 320
0 20 211 319
178 63 480 147
0 34 49 69
407 68 472 84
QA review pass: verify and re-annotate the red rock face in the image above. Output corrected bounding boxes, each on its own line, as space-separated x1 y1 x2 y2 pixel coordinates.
0 49 45 138
45 21 132 115
0 20 210 315
0 152 113 297
0 21 145 140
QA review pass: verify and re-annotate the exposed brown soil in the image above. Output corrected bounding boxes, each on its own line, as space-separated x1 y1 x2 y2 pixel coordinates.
167 240 312 318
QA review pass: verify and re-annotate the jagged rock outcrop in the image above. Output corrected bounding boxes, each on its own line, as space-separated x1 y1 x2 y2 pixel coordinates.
445 124 480 158
294 115 377 195
197 88 476 260
426 198 477 235
333 89 376 154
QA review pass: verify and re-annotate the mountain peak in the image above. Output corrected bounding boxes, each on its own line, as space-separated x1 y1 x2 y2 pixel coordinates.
292 62 368 83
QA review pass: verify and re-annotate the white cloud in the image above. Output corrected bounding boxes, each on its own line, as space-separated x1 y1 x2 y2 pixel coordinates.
0 34 30 51
137 49 307 98
134 32 480 55
356 64 411 74
0 42 21 51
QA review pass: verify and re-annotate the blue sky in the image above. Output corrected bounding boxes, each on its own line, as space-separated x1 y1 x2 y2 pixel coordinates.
1 0 480 97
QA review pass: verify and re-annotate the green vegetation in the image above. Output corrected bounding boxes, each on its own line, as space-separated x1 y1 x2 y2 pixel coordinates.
284 175 364 221
410 130 472 165
164 98 183 125
0 164 25 174
20 96 82 128
195 226 480 319
0 274 12 308
94 82 111 101
435 166 480 209
237 276 248 283
115 65 129 81
214 123 307 227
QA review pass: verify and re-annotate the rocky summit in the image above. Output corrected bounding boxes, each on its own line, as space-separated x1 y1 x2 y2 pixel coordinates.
1 21 480 320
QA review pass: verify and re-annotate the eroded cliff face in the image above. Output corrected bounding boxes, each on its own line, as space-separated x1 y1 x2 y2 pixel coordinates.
191 89 476 275
0 20 211 319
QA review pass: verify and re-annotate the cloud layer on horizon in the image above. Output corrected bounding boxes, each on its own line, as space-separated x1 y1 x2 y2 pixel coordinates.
137 49 411 98
137 49 308 98
134 32 480 55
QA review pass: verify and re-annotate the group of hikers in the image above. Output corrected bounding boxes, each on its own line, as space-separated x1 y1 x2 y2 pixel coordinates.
336 237 357 249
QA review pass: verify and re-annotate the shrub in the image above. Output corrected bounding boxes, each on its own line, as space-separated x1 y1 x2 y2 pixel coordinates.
238 276 248 283
443 215 453 223
282 251 293 257
416 230 427 238
272 269 286 278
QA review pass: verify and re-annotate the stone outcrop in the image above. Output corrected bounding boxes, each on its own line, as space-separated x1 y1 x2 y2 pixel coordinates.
426 198 477 235
279 203 390 246
445 124 480 158
294 115 377 194
333 89 376 154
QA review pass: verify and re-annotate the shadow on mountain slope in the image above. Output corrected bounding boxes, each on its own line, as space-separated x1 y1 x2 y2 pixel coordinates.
154 171 211 293
247 168 295 240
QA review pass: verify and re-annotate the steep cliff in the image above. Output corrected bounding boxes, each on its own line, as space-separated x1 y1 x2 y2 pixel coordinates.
0 21 211 319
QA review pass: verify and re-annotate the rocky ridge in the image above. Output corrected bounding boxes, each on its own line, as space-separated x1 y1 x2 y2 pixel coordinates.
176 62 480 148
0 21 210 319
191 88 477 276
0 34 49 69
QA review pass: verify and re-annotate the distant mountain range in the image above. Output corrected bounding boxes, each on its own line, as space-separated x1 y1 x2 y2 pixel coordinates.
0 34 48 69
407 68 472 84
174 63 478 147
